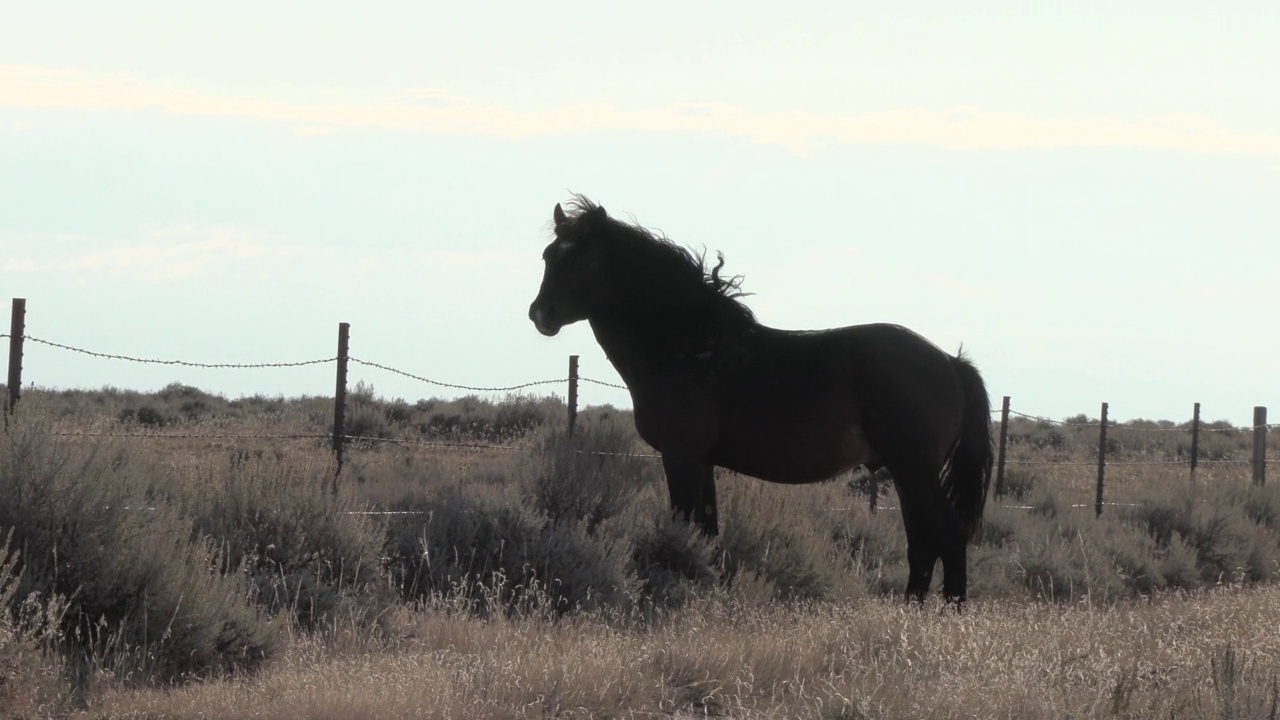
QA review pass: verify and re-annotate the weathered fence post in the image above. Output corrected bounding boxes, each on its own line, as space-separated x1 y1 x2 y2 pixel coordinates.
1189 402 1201 482
567 354 579 436
1254 406 1268 486
995 395 1010 497
6 298 25 421
331 322 350 492
868 470 878 514
1095 402 1108 518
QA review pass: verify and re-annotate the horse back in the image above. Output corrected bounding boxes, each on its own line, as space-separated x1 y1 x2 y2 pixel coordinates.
627 321 967 480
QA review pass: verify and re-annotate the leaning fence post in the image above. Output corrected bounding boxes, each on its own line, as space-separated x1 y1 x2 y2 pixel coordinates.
1095 402 1108 518
567 355 579 436
1254 406 1268 486
6 298 25 422
1189 402 1201 482
995 395 1010 497
331 322 350 492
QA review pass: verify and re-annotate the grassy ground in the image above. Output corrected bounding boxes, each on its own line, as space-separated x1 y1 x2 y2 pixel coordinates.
65 589 1280 719
2 386 1278 718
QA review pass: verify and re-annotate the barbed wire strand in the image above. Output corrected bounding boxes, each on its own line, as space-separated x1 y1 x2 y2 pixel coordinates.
350 357 564 394
1006 458 1258 467
1005 408 1277 432
339 434 523 452
52 431 331 440
575 449 662 459
1006 409 1100 427
24 336 334 369
55 428 1279 468
581 377 628 391
6 335 1276 432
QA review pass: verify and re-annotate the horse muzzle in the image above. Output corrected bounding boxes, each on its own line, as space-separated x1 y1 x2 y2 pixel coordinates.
528 302 561 337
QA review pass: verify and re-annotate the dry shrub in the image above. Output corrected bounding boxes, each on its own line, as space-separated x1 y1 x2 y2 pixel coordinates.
0 532 69 718
719 479 866 602
524 416 659 534
384 484 632 616
185 454 393 632
628 512 719 608
0 412 279 685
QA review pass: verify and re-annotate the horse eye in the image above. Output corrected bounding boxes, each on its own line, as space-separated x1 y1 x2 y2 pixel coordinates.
544 240 577 262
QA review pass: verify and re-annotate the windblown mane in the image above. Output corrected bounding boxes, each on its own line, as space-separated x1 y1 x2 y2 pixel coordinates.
561 195 756 328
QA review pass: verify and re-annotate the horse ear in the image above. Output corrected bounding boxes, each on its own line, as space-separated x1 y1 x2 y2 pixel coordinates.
553 203 567 229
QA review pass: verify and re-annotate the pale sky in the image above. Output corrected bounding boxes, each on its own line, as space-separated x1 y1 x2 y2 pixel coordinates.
2 2 1277 425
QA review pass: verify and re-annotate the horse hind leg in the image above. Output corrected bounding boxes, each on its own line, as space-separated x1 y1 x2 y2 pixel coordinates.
939 534 968 605
887 453 970 604
904 471 969 605
895 484 942 604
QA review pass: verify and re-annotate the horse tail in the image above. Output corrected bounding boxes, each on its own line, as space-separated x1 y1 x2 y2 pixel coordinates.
943 352 994 541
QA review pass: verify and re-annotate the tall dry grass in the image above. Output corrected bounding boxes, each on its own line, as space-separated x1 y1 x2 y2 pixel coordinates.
84 587 1280 719
1 387 1278 718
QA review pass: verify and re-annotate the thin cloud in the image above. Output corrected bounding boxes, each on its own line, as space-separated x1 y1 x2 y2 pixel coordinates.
1184 281 1278 304
409 249 523 267
1 227 312 282
925 275 1000 302
4 65 1280 156
1 227 525 283
800 246 863 263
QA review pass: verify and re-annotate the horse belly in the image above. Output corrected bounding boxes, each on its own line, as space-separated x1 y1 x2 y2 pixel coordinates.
716 421 876 484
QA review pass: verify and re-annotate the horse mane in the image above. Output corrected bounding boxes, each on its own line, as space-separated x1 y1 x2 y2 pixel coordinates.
561 195 757 329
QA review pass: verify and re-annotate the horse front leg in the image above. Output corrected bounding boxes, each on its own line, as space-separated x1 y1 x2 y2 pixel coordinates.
662 456 719 537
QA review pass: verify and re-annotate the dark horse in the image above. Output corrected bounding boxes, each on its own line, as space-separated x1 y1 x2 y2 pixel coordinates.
528 197 994 603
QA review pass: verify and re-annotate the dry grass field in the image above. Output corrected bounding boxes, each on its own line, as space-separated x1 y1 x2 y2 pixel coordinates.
56 588 1280 719
2 385 1278 719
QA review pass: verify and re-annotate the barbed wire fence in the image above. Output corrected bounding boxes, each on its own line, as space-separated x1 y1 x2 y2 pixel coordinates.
2 300 640 482
993 398 1275 518
3 298 1275 513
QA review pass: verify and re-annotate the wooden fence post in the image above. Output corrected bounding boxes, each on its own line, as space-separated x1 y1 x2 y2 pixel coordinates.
995 395 1010 497
1189 402 1201 482
567 354 579 436
331 322 350 492
1095 402 1108 518
1254 406 1268 486
6 298 25 421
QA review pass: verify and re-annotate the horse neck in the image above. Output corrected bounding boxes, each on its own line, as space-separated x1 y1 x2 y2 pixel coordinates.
586 294 742 383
